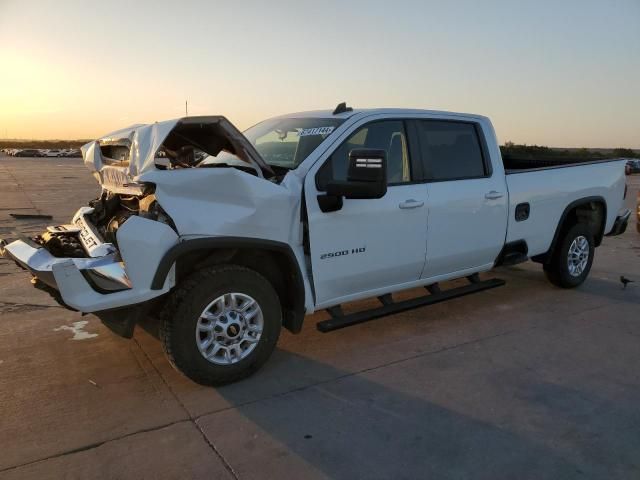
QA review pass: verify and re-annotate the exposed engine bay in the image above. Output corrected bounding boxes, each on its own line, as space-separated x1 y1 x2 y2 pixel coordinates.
34 190 173 258
88 190 174 244
34 227 85 258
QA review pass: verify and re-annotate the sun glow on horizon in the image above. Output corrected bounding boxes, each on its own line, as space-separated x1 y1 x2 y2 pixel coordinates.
1 0 638 148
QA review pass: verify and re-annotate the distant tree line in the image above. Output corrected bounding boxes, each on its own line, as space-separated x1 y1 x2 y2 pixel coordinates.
610 148 639 158
500 142 640 159
1 139 638 159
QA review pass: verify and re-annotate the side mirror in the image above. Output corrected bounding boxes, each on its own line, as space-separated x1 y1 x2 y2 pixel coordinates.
326 149 388 199
317 149 388 213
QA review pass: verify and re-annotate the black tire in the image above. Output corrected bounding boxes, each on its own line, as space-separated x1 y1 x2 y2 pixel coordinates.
543 223 595 288
160 264 281 386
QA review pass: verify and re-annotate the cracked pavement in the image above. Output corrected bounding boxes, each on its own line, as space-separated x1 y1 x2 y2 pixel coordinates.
0 157 639 479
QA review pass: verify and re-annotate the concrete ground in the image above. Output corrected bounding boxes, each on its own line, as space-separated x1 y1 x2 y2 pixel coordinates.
0 156 638 480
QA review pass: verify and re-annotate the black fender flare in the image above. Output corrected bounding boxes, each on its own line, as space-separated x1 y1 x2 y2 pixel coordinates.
532 196 607 263
151 237 306 333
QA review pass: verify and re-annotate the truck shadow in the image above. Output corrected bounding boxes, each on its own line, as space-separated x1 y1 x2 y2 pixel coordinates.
136 286 636 478
205 349 590 480
499 265 640 306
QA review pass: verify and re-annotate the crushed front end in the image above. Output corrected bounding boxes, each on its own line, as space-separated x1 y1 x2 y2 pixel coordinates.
0 114 277 337
0 190 179 337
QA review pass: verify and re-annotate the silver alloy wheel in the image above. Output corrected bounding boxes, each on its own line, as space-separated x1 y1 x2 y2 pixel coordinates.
567 235 589 277
195 292 264 365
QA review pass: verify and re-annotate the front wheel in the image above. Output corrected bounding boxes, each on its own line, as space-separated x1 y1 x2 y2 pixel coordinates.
160 265 282 386
543 223 595 288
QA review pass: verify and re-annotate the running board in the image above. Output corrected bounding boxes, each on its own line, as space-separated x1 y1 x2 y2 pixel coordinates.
317 276 506 333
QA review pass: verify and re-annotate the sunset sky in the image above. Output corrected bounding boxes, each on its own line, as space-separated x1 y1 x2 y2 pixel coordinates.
0 0 638 147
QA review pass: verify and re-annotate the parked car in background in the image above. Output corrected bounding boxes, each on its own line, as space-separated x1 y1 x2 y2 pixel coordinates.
44 149 65 157
14 149 42 157
0 147 84 157
625 160 640 175
67 148 82 157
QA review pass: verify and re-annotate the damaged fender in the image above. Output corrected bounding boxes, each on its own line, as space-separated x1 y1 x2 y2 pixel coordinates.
53 216 178 312
139 167 316 314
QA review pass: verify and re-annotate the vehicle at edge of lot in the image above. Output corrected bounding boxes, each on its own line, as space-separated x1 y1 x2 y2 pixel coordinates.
625 159 640 175
636 189 640 234
0 104 631 386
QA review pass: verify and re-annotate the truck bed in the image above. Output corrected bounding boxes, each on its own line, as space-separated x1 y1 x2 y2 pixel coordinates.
502 155 624 174
503 158 627 257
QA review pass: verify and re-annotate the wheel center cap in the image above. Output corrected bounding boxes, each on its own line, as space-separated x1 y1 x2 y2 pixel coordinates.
226 322 241 338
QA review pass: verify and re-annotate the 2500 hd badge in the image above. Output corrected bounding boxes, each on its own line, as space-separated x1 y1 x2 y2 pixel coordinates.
320 247 366 260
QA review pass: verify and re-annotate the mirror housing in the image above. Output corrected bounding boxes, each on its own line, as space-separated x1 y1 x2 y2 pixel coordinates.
326 149 387 199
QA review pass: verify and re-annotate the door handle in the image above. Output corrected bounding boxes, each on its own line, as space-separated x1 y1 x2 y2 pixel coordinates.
399 199 424 209
485 191 504 200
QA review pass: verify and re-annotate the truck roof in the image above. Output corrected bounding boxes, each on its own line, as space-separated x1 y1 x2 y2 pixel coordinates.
105 108 488 139
270 107 488 122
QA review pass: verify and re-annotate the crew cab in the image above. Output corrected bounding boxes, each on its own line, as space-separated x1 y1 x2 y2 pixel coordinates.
1 105 631 385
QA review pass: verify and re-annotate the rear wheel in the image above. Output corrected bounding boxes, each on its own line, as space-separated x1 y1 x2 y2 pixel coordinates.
543 223 594 288
160 264 281 386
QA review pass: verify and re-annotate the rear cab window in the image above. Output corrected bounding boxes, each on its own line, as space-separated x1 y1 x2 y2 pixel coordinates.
416 121 489 181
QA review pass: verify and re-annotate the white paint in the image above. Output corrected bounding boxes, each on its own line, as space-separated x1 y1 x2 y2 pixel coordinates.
4 108 628 319
54 321 98 340
302 110 627 309
505 160 626 256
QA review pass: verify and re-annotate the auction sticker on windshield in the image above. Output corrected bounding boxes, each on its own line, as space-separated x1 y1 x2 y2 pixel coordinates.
298 126 335 137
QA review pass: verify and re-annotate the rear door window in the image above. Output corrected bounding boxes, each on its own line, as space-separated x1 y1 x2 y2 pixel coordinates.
416 121 487 181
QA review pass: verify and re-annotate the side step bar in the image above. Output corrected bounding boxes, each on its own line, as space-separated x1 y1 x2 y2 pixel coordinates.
317 276 506 333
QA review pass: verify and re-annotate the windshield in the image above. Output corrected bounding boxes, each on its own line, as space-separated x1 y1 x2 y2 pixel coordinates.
201 117 344 170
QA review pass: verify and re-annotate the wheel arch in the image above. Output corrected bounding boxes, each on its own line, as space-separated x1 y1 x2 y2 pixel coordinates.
532 196 607 264
152 237 306 333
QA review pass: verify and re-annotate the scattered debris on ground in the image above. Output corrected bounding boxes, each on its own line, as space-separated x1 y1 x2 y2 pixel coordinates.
9 213 53 220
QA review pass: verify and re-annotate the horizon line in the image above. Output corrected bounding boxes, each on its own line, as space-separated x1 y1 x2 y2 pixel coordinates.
1 138 639 152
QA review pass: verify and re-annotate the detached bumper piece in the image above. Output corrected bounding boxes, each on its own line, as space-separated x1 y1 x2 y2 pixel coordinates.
2 214 177 317
0 237 132 310
317 274 506 333
606 209 631 237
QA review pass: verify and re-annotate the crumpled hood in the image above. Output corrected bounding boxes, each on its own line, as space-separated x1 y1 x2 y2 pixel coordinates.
81 116 272 194
82 120 176 178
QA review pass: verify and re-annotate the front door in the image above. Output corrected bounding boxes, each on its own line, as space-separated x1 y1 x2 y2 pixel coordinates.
305 120 428 308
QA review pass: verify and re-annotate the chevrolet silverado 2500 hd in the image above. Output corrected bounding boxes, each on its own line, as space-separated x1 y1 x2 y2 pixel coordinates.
0 104 631 385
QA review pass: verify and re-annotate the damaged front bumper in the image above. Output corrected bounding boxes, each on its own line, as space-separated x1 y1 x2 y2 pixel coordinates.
0 237 131 300
0 211 179 327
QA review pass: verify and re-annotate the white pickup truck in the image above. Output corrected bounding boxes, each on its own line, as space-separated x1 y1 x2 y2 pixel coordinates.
1 104 631 385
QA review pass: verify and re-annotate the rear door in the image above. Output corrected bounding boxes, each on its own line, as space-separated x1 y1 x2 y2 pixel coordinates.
414 120 508 279
305 119 428 308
